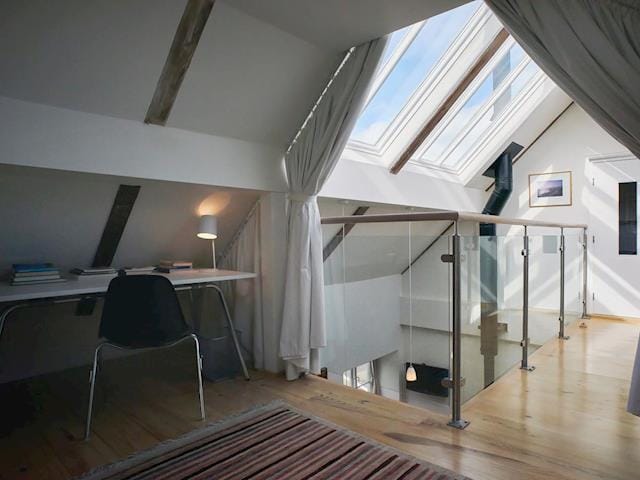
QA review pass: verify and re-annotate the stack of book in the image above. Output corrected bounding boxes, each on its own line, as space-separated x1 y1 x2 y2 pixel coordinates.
70 266 117 279
122 266 156 274
156 260 193 273
11 263 67 286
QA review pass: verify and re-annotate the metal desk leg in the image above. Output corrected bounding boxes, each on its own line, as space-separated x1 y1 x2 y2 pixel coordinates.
205 285 250 380
1 297 92 345
0 304 27 346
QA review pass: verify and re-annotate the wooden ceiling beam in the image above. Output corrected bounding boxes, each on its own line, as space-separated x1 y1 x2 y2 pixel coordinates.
145 0 215 126
389 28 509 175
322 206 369 262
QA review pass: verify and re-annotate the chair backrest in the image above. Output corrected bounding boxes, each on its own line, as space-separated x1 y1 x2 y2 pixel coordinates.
99 275 189 347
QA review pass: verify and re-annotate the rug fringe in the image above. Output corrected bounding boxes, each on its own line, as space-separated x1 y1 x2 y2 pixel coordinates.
74 399 287 480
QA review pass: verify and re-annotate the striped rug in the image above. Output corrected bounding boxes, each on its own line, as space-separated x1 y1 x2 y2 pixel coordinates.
78 402 470 480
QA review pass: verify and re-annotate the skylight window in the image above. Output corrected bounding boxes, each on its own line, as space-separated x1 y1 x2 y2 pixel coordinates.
436 61 541 171
415 43 542 171
343 1 558 182
350 2 481 147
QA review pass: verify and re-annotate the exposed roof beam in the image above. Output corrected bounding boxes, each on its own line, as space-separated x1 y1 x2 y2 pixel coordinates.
322 206 369 262
145 0 215 126
389 28 509 175
401 222 453 275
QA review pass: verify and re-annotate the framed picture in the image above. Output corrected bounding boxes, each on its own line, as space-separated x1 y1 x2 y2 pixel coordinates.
528 171 572 207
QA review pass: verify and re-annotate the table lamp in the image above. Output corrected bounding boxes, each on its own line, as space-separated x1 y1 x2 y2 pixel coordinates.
197 215 218 269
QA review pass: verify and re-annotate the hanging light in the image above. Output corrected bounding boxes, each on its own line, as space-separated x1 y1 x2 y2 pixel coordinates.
406 364 417 382
406 222 417 383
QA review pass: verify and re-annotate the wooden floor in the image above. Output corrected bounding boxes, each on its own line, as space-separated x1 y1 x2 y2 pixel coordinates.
1 316 639 480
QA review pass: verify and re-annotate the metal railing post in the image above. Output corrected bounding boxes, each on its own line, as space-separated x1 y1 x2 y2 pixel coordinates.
448 222 470 429
559 228 569 340
580 227 589 327
521 226 535 371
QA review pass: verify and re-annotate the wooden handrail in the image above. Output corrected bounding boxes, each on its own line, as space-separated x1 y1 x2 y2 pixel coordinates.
321 210 587 229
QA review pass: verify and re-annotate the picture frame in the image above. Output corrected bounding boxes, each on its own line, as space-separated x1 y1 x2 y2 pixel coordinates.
528 171 572 208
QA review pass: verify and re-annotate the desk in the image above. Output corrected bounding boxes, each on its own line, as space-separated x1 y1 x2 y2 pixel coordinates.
0 269 256 379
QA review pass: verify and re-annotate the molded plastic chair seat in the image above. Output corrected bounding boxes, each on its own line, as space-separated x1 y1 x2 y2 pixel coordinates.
85 274 205 440
99 275 191 347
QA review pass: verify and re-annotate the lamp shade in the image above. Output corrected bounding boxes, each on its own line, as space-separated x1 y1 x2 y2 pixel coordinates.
406 364 417 382
197 215 218 239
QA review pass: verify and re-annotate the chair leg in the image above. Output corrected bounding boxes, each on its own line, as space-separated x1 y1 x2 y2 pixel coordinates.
191 334 206 420
85 343 104 441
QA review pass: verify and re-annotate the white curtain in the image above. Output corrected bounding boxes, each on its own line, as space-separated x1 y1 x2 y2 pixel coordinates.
484 0 640 415
485 0 640 159
219 203 264 369
279 38 387 380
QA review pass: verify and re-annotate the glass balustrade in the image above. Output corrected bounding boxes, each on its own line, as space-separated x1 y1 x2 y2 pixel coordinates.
321 214 588 429
321 220 453 416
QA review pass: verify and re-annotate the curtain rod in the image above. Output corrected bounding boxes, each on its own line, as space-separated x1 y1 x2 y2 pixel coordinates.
285 47 355 156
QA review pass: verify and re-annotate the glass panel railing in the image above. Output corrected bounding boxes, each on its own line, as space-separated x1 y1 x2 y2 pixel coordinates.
322 220 411 399
564 233 583 327
461 233 525 402
322 221 348 381
403 224 451 414
528 234 562 347
321 214 588 427
321 221 453 417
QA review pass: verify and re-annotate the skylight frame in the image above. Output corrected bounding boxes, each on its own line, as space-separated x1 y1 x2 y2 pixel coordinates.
408 60 547 176
411 37 531 170
347 3 493 157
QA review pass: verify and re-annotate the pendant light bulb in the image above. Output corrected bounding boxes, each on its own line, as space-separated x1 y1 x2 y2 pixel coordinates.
406 364 417 382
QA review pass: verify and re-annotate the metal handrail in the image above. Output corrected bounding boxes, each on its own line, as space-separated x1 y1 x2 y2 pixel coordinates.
321 209 587 229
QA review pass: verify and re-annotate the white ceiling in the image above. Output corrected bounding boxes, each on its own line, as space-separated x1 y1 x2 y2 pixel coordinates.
227 0 470 50
0 0 467 149
0 0 182 124
169 1 337 146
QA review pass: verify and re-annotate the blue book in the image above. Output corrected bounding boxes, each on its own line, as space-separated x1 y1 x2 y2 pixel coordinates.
12 263 58 273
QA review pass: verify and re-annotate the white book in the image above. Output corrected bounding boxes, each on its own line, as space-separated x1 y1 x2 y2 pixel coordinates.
12 274 61 282
123 266 156 273
11 278 67 286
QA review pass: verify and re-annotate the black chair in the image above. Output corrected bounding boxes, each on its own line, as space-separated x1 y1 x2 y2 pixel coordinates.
84 275 205 440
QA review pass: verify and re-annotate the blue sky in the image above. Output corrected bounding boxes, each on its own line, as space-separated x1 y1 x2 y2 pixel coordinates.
351 1 481 144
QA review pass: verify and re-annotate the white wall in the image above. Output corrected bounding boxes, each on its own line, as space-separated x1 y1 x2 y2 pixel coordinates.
500 103 626 227
499 103 629 316
258 192 288 373
0 96 287 192
320 157 487 211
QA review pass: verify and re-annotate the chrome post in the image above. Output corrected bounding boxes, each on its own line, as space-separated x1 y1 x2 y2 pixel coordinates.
521 226 535 371
191 334 206 420
85 343 105 441
448 222 469 429
580 227 589 327
559 228 569 340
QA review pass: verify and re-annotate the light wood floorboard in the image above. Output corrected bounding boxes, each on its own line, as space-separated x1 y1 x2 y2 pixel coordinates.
0 317 638 479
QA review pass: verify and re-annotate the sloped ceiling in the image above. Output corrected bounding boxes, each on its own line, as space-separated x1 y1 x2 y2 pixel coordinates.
0 0 468 149
0 0 182 125
0 163 260 276
227 0 469 50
